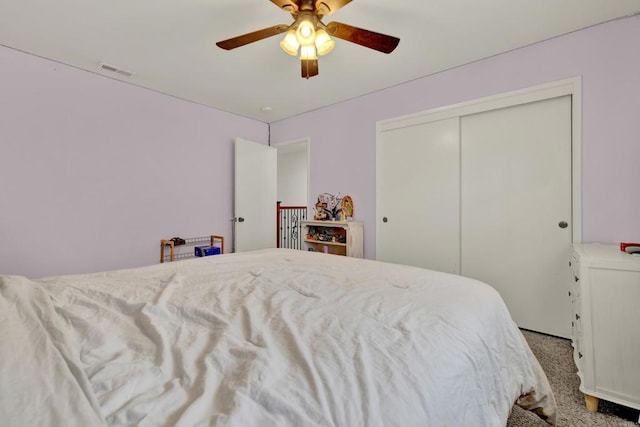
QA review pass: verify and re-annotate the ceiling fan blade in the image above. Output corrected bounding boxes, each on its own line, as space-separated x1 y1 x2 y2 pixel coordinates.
216 25 289 50
325 21 399 54
315 0 352 16
301 58 319 79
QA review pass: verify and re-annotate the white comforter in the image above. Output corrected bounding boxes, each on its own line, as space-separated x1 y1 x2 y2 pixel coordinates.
0 249 555 426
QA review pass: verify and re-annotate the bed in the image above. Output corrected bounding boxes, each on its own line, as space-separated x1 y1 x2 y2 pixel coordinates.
0 248 556 426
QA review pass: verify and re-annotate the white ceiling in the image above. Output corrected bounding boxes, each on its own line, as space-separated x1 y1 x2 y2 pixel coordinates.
1 0 639 123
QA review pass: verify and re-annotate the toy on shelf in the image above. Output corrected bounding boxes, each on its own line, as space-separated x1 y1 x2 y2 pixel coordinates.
305 226 347 244
341 195 354 221
313 193 345 221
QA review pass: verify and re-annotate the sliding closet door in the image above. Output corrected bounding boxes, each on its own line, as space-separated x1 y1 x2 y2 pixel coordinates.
460 96 572 337
377 118 460 274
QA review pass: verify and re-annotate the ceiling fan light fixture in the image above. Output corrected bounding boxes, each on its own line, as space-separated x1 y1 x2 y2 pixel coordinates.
314 29 335 56
280 30 300 56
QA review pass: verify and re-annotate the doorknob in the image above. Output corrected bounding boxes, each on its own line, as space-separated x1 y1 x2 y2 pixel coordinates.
382 217 388 223
237 217 245 223
558 221 568 229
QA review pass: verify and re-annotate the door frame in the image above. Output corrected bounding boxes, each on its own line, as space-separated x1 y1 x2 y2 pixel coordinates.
376 76 583 255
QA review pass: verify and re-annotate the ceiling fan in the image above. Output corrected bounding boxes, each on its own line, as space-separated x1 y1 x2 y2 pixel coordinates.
215 0 400 79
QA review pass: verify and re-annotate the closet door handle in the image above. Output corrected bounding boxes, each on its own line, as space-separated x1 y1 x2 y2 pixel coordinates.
382 217 388 223
559 221 568 229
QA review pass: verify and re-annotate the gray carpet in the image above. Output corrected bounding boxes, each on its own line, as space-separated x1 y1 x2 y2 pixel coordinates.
506 329 639 426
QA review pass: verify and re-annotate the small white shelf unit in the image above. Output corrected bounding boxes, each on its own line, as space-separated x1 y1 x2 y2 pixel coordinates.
301 220 363 258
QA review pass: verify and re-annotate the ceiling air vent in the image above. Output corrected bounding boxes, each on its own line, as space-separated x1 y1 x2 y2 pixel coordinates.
98 62 135 78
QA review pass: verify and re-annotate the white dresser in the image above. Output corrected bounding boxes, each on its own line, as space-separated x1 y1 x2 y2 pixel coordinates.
570 244 640 413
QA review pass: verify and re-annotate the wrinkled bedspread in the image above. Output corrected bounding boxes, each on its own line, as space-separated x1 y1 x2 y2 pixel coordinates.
0 248 555 426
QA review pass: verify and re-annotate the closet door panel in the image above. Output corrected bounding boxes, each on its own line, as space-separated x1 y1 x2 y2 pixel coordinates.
460 96 572 337
377 118 460 273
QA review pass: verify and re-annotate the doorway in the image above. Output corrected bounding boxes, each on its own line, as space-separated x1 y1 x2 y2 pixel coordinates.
275 138 310 249
275 138 309 207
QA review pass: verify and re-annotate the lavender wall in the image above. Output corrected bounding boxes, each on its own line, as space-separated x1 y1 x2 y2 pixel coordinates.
2 16 638 276
271 15 640 259
0 46 267 278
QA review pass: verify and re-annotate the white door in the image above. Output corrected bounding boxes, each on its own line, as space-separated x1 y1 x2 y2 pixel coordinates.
460 96 572 337
377 118 460 274
234 138 277 252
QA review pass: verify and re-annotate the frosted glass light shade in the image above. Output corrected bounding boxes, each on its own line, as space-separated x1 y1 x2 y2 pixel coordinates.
300 45 317 60
296 20 316 46
314 29 335 56
280 30 299 56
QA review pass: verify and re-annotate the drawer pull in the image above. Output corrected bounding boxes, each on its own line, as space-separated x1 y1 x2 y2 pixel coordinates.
574 275 579 282
576 314 581 320
568 291 572 297
579 352 583 359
